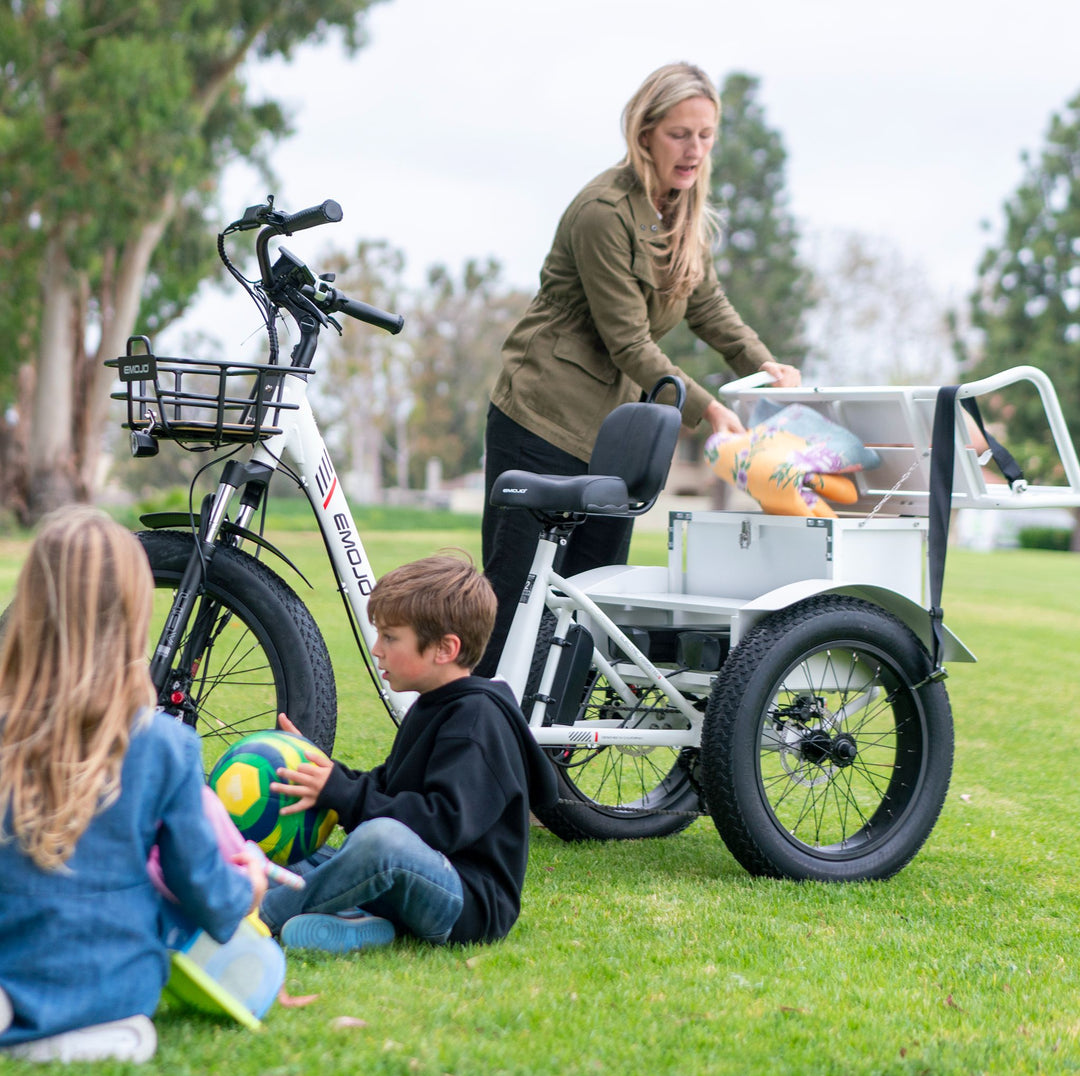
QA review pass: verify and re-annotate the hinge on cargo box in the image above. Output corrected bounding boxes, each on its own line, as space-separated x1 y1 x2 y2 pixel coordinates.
739 520 751 549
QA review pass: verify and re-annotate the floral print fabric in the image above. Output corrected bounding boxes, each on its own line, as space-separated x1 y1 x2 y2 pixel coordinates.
705 404 882 518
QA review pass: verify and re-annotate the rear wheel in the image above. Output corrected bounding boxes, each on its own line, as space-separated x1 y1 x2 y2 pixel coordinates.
701 596 953 881
531 667 704 841
139 530 337 767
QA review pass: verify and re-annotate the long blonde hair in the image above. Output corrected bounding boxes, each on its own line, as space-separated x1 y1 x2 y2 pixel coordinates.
621 62 721 301
0 507 156 870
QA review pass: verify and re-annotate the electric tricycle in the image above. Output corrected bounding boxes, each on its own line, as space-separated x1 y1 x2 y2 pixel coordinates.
108 198 1080 881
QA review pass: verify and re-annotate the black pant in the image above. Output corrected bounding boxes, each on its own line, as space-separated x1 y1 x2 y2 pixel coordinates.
475 404 633 678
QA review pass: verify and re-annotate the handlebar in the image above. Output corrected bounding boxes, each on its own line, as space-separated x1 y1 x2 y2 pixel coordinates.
303 282 404 335
334 295 404 335
220 196 406 366
279 199 343 235
234 197 343 236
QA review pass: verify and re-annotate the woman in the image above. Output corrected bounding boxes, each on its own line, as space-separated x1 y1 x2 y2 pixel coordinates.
477 62 800 676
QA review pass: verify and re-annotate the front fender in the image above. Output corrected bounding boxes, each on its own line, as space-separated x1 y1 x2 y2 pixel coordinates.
137 512 312 589
734 579 976 663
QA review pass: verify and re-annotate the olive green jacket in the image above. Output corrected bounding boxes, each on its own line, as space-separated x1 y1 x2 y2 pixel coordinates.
490 165 774 461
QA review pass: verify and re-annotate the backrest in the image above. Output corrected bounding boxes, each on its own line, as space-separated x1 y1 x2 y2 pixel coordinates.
589 400 682 504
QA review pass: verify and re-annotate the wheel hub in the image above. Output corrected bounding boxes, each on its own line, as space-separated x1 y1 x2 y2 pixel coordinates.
799 728 858 768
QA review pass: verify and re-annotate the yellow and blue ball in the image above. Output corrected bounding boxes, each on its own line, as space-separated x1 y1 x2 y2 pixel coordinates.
208 729 338 866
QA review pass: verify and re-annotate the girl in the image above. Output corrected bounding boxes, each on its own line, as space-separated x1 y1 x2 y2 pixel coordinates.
0 507 265 1063
477 62 801 675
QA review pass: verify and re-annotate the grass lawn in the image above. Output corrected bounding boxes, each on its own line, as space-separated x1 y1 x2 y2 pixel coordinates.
2 514 1079 1075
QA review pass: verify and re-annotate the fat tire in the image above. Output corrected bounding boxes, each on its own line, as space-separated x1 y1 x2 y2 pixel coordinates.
701 595 952 881
531 664 702 841
139 530 337 756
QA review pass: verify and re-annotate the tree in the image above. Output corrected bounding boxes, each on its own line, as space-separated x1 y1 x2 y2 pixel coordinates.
313 252 528 500
967 86 1080 480
0 0 387 523
711 71 813 366
403 259 529 490
316 240 413 500
663 71 813 398
801 230 957 387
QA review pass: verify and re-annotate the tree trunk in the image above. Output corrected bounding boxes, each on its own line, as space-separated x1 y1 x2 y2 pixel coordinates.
26 235 78 521
0 365 35 522
78 192 177 498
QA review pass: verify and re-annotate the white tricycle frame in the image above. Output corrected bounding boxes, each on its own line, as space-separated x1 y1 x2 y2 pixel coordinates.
111 199 1080 882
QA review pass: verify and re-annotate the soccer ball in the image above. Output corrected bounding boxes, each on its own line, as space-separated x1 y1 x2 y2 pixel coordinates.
208 729 338 866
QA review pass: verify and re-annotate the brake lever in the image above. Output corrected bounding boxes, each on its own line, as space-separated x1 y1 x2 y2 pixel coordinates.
298 282 344 333
285 285 331 327
230 196 287 233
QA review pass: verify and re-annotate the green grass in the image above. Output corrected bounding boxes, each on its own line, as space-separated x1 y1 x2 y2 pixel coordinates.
3 520 1080 1075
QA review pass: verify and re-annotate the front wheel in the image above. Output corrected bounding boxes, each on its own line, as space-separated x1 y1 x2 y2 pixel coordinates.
701 596 953 881
139 530 337 765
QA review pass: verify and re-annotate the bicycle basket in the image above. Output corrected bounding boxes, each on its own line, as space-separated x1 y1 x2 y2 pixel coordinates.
106 336 301 446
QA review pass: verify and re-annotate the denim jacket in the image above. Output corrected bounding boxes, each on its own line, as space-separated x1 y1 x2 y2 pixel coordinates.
0 711 252 1044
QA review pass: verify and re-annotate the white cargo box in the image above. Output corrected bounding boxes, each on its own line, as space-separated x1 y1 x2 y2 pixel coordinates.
669 511 927 606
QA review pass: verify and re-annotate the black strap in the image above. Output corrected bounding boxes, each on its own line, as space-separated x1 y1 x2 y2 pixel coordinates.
927 387 1026 671
927 387 958 672
958 396 1025 488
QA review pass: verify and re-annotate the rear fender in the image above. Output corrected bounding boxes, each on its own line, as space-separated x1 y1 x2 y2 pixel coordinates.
734 579 976 663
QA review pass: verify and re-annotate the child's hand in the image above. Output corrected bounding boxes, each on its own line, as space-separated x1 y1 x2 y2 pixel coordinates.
271 754 333 814
231 844 269 913
271 715 333 815
276 712 302 736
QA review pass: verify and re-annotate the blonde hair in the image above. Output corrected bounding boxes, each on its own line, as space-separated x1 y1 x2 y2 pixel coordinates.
621 62 721 301
368 552 496 671
0 507 156 871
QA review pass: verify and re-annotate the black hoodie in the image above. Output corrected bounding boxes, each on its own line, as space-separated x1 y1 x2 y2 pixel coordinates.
316 676 558 943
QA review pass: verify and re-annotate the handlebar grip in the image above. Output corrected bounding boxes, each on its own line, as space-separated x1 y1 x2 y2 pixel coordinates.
340 296 405 335
279 199 343 234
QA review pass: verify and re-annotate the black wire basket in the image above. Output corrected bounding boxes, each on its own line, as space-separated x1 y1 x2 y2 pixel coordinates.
106 336 301 446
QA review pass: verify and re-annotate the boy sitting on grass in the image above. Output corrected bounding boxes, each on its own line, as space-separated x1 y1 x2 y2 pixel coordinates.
260 553 558 951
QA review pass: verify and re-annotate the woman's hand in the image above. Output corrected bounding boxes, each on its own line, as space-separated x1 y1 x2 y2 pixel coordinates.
760 360 801 387
704 399 745 436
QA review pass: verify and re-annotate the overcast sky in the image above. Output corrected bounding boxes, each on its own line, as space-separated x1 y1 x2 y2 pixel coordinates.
171 0 1080 353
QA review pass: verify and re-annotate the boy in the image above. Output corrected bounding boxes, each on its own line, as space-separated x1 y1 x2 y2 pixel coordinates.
260 553 558 951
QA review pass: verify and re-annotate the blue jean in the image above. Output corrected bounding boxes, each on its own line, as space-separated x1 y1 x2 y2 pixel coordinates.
260 818 463 944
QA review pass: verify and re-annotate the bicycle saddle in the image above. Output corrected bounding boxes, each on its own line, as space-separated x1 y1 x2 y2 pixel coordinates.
490 377 685 518
489 472 632 515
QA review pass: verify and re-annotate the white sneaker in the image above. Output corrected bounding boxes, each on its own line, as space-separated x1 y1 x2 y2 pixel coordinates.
0 986 11 1035
2 1015 157 1063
